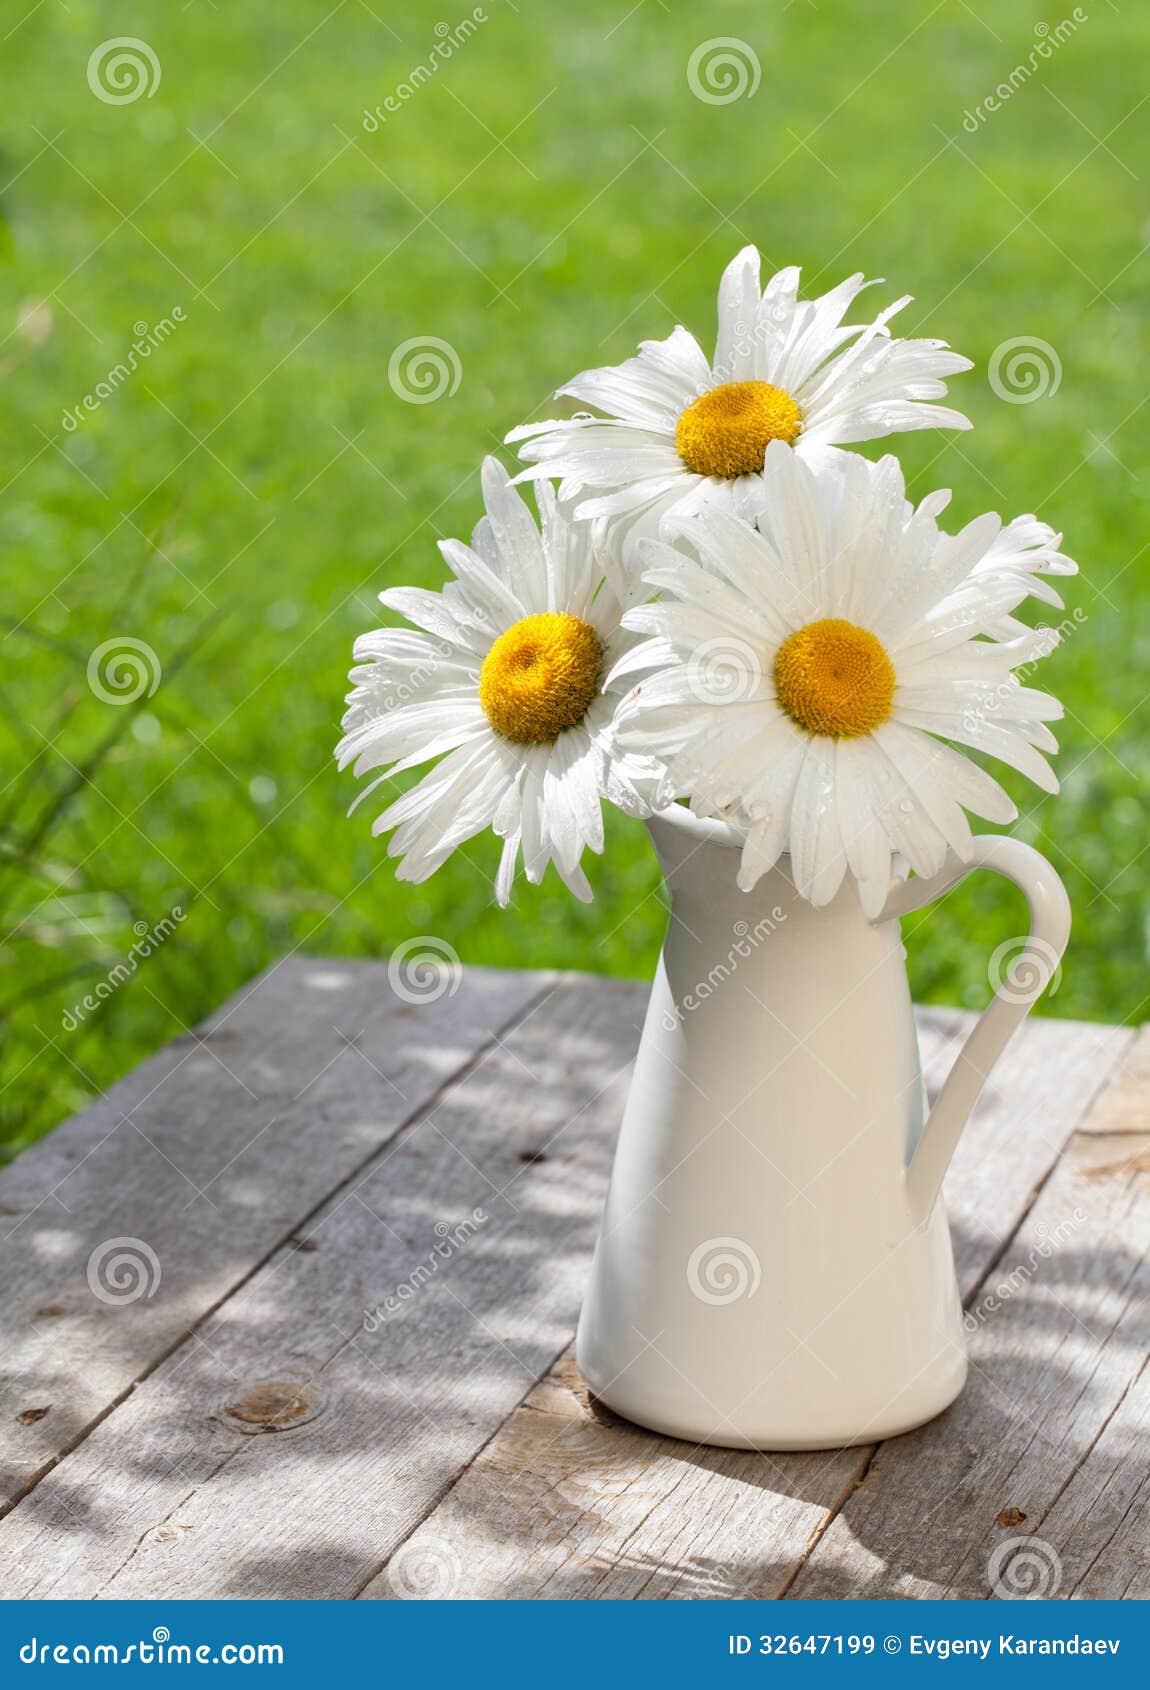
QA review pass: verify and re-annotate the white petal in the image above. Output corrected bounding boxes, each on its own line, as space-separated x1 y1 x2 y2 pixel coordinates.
873 722 974 860
834 738 892 907
495 831 521 906
854 738 950 879
788 738 848 906
480 456 549 613
714 245 763 381
895 706 1059 793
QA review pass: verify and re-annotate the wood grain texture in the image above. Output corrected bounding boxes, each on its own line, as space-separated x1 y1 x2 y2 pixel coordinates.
0 957 547 1513
0 975 649 1599
0 958 1139 1604
363 1351 869 1600
357 1012 1133 1600
1077 1024 1150 1134
1027 1132 1150 1600
911 1012 1132 1290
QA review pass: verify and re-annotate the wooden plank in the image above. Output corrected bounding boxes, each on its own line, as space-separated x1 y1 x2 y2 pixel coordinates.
1010 1132 1150 1600
356 1012 1131 1600
366 1350 869 1601
789 1100 1149 1596
0 956 547 1514
1076 1024 1150 1133
0 974 649 1599
0 975 1133 1602
920 1013 1134 1289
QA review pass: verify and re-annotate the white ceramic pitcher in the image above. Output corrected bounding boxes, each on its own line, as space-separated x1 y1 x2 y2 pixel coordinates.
576 806 1071 1450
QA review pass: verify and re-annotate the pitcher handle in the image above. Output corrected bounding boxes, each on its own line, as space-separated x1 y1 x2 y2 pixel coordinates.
873 836 1071 1224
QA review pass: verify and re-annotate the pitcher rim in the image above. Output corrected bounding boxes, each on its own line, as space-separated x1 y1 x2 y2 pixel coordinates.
649 803 747 852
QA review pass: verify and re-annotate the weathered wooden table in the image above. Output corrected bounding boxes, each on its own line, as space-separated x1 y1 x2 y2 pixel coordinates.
1 960 1145 1600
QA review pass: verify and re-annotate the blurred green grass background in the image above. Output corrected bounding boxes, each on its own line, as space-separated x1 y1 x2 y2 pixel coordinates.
2 0 1148 1153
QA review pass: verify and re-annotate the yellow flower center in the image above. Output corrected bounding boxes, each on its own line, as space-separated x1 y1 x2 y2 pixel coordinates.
675 380 803 478
479 612 602 744
774 619 896 739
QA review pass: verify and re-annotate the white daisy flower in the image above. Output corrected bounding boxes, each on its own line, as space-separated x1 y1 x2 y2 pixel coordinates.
336 458 664 905
932 510 1078 641
506 246 972 535
616 443 1065 917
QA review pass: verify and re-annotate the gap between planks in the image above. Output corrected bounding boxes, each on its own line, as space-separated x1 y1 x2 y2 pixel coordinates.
0 970 652 1599
3 976 1138 1601
0 959 556 1522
